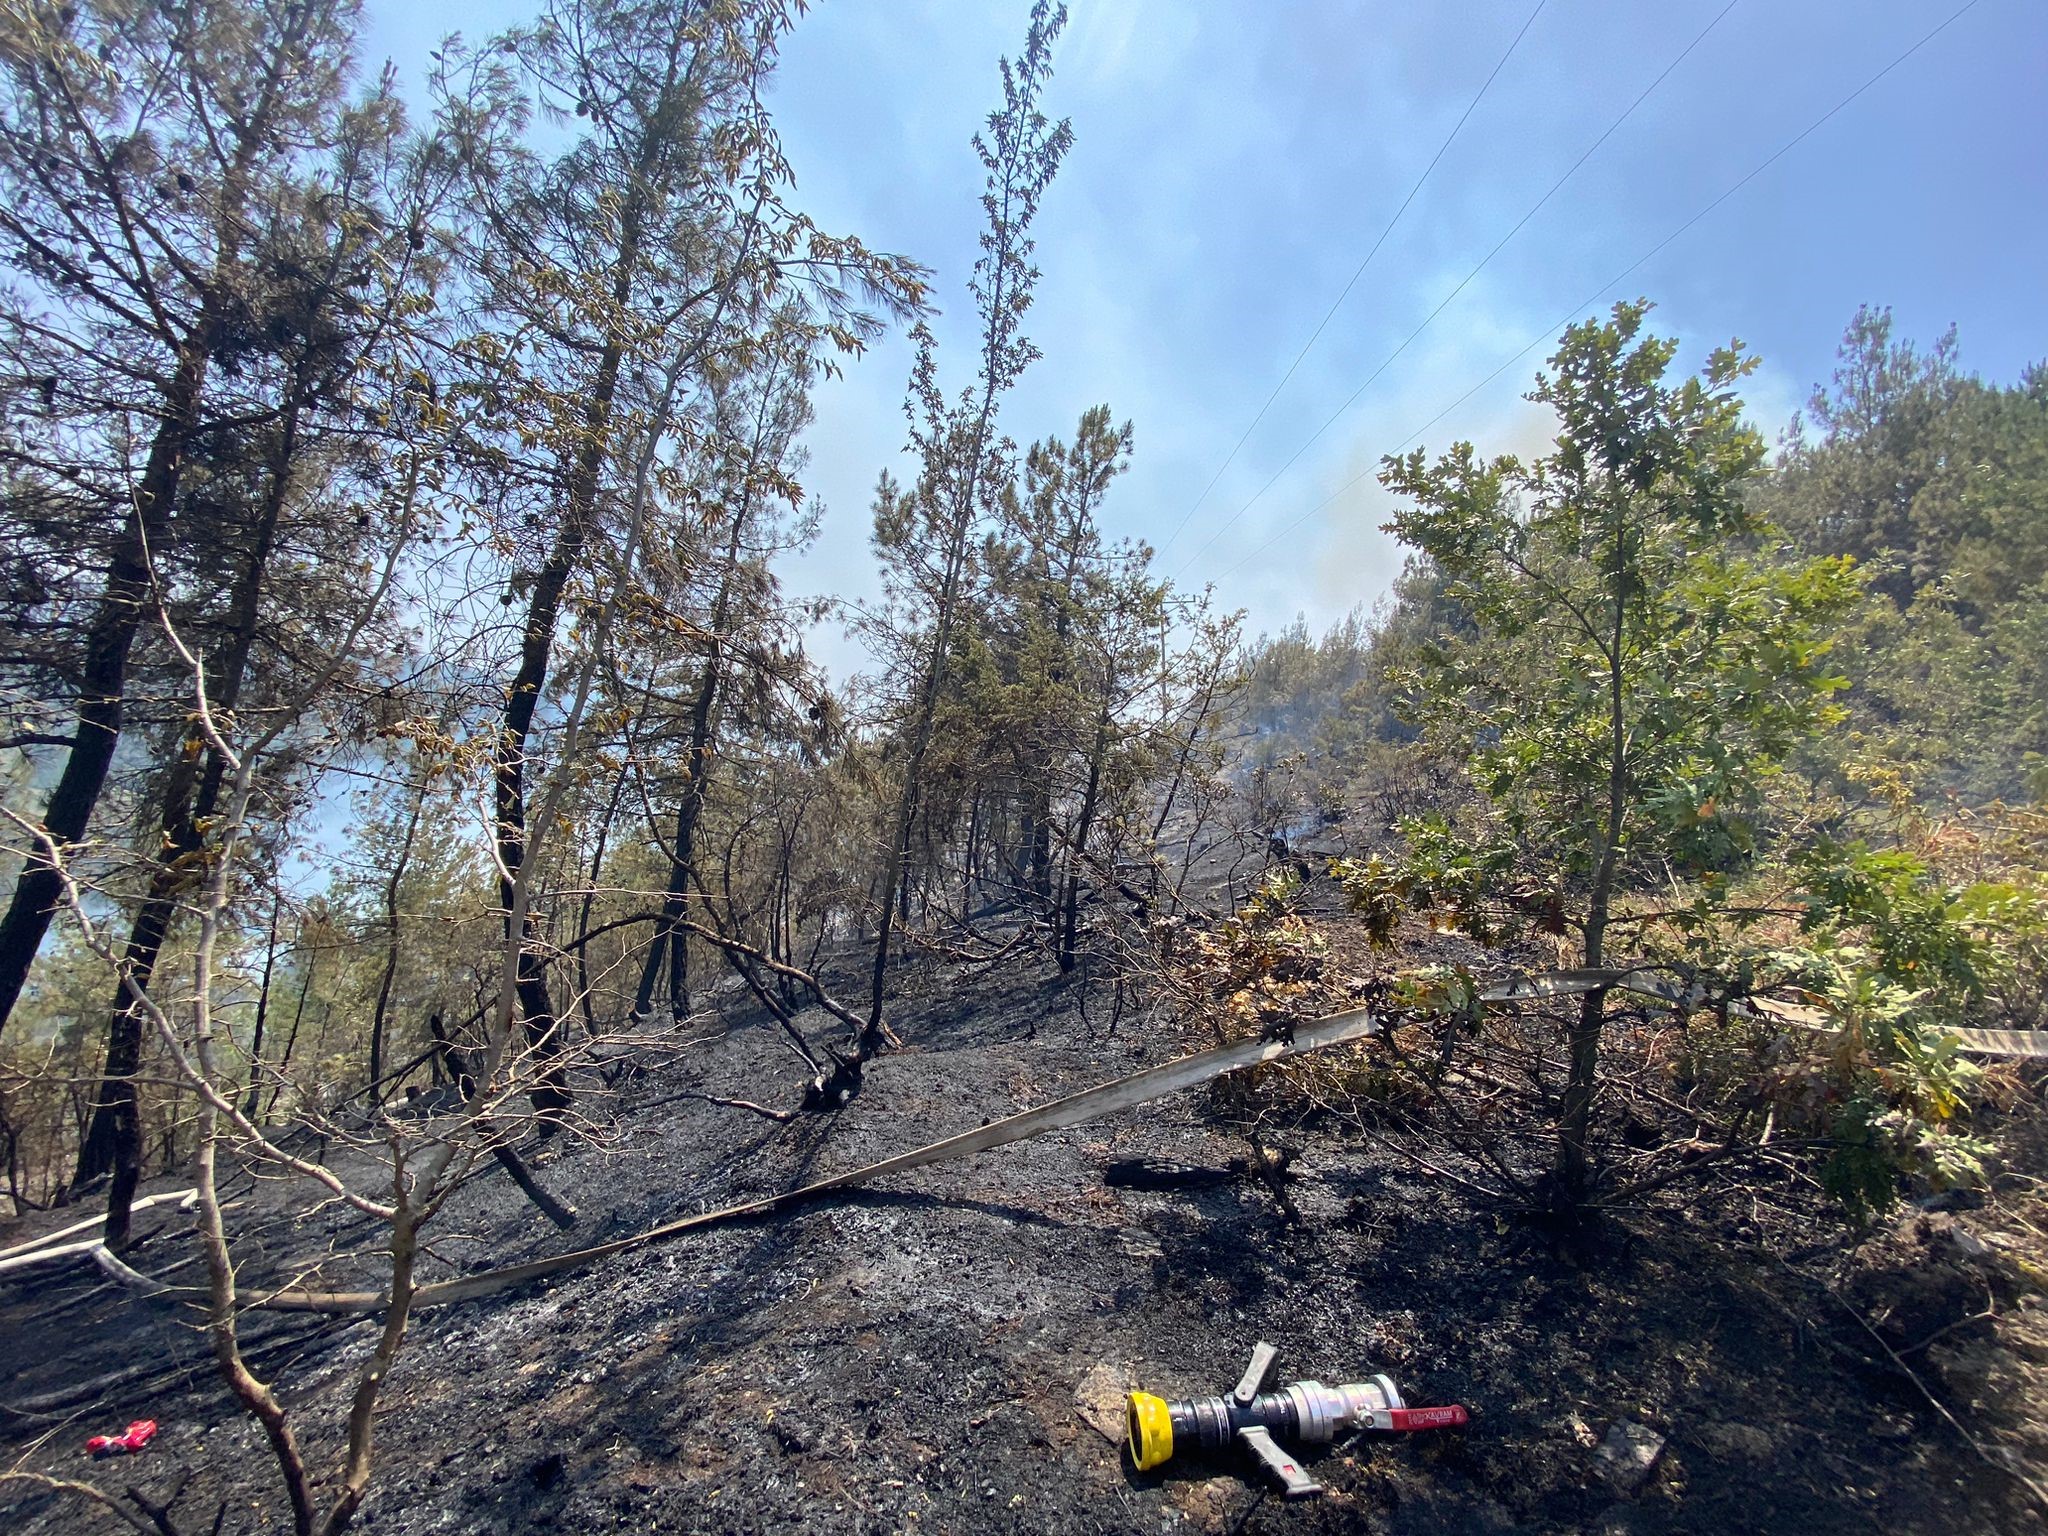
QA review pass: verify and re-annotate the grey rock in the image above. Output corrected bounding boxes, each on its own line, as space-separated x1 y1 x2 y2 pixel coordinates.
1597 1420 1666 1492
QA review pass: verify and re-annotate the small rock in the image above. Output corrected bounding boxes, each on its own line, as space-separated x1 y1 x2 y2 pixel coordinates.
1597 1420 1665 1492
1075 1361 1138 1444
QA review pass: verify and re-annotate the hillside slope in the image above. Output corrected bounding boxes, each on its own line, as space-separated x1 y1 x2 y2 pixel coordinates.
3 940 2042 1535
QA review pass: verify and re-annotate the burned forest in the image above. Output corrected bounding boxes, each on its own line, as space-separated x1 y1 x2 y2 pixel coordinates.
2 2 2045 1533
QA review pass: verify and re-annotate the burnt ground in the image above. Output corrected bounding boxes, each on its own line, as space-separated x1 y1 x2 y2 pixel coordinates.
3 931 2045 1536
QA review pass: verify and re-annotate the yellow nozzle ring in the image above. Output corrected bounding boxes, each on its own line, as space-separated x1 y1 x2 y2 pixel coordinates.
1126 1391 1174 1471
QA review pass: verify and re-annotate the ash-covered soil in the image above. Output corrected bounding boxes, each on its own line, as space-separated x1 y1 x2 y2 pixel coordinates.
4 939 2044 1535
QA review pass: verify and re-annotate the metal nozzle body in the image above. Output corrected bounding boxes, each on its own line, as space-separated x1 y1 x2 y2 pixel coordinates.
1162 1373 1405 1453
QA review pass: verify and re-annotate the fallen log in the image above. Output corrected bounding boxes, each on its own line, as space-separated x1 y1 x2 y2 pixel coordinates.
1102 1159 1240 1192
0 1235 109 1279
18 957 2031 1339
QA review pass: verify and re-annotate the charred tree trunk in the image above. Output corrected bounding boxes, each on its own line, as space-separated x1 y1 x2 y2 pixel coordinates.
428 1012 474 1098
574 735 635 1037
0 10 308 1046
1551 505 1631 1211
1553 896 1611 1209
74 393 299 1220
1027 784 1055 912
266 941 318 1125
632 662 716 1024
243 892 284 1121
367 791 426 1095
633 476 751 1024
0 339 205 1045
495 541 589 1133
489 214 655 1123
491 21 726 1128
868 308 1010 1050
1058 696 1112 973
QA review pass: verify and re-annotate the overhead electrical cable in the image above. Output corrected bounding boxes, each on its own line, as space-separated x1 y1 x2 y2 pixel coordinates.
1172 0 1740 582
1152 0 1548 560
1211 0 1985 587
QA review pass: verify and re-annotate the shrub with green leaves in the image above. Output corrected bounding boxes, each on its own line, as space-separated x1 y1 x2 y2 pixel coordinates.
1765 837 2048 1216
1370 299 1862 1205
1333 817 1524 947
1769 946 1988 1219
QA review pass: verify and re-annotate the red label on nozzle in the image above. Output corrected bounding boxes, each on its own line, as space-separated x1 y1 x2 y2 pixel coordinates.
1388 1405 1468 1432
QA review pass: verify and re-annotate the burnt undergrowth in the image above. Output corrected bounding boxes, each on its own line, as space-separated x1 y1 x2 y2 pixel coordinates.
3 922 2043 1536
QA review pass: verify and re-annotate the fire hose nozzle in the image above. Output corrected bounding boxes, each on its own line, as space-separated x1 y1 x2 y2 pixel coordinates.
1123 1342 1467 1498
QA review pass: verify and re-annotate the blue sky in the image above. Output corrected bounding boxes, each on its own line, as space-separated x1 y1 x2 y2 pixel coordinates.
362 0 2047 678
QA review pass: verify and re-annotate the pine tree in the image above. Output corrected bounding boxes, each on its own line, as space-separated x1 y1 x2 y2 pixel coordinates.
865 1 1072 1045
433 0 918 1120
0 0 383 1042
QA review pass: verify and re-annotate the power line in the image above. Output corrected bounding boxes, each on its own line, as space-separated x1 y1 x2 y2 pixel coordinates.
1173 0 1739 583
1153 0 1548 561
1210 0 1985 588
